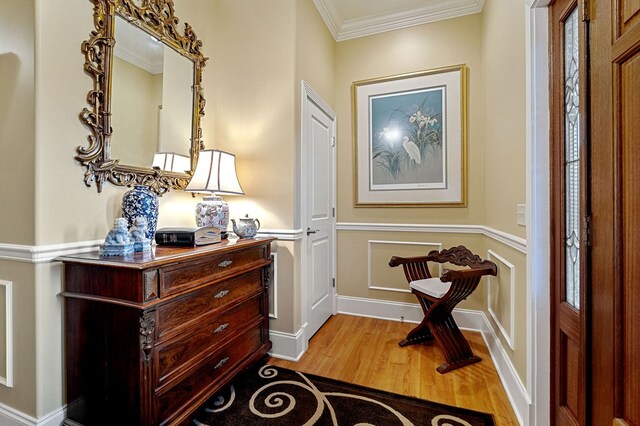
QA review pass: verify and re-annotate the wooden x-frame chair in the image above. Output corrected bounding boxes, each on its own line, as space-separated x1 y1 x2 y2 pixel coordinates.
389 245 497 373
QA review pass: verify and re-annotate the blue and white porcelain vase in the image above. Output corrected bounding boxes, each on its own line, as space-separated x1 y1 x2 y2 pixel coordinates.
122 185 159 241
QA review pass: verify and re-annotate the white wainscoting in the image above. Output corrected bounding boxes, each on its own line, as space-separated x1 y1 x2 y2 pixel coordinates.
337 222 526 254
487 250 516 350
367 240 442 294
269 253 278 319
0 280 12 388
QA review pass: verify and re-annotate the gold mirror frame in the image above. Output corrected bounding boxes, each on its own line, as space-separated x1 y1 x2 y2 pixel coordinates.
77 0 207 195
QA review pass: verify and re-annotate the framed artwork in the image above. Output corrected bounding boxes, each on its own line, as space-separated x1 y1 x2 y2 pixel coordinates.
352 65 467 207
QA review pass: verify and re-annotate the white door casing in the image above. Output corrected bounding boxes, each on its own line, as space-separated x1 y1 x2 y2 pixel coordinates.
301 82 336 341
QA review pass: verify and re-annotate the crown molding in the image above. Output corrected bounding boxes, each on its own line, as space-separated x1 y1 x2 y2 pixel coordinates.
114 44 163 75
312 0 340 40
313 0 484 42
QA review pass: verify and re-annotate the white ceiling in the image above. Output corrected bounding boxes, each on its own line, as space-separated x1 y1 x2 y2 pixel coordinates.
312 0 484 41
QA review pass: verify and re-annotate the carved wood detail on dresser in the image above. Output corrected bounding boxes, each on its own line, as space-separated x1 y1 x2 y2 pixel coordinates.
58 237 275 426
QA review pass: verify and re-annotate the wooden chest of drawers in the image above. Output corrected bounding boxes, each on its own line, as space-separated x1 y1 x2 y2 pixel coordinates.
58 237 274 426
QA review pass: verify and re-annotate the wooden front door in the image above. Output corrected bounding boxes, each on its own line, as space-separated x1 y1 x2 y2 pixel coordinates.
589 0 640 424
550 0 589 424
551 0 640 424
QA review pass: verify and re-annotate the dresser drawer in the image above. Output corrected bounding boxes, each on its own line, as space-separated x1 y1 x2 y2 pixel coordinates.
156 269 262 341
157 325 264 424
159 246 266 297
156 295 263 387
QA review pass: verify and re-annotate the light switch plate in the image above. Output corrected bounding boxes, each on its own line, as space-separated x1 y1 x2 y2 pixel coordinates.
516 204 526 226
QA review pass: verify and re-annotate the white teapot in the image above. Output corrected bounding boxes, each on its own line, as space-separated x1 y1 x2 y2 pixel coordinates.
231 214 261 238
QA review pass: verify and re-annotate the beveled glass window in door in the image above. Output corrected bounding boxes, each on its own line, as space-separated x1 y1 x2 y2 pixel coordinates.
564 7 580 309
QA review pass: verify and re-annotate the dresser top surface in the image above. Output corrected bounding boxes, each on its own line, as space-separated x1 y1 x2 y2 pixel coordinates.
56 237 275 269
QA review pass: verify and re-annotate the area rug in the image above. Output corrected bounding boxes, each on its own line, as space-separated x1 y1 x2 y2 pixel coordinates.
192 364 495 426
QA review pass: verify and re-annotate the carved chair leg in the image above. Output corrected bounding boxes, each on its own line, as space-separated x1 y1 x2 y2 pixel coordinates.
428 311 481 373
399 296 435 347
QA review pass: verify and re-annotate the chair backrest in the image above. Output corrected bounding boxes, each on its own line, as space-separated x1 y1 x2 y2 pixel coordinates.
426 245 497 276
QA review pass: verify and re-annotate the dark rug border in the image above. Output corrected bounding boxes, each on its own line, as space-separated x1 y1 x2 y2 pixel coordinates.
262 363 496 424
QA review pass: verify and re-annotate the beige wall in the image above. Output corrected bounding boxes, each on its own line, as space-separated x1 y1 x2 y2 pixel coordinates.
482 0 527 238
334 16 486 305
211 0 336 335
336 14 486 225
0 0 36 246
212 0 296 230
479 0 528 383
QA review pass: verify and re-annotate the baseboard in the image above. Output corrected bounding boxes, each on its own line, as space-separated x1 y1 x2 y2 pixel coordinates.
268 324 308 361
336 295 530 425
478 315 531 426
337 295 423 323
0 402 65 426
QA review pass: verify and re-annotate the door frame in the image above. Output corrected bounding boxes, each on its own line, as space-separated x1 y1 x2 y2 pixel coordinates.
299 81 337 348
526 1 552 425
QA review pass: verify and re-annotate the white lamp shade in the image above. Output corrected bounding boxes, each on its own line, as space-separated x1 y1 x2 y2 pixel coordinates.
152 152 191 173
185 149 244 195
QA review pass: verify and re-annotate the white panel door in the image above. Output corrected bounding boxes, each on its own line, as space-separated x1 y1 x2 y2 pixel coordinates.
304 96 335 340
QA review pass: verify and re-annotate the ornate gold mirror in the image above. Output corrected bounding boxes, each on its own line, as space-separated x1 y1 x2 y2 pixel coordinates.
77 0 207 195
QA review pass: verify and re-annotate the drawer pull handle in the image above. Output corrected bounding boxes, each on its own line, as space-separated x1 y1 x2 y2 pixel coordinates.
214 290 230 299
218 260 233 268
214 323 229 334
215 357 230 369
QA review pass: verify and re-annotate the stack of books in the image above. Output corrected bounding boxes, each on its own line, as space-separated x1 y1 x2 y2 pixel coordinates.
155 227 222 246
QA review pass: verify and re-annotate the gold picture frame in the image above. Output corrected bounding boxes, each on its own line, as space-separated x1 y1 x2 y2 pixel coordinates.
352 65 467 207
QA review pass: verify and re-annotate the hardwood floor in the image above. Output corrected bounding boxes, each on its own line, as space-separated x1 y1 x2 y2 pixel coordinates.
268 314 519 426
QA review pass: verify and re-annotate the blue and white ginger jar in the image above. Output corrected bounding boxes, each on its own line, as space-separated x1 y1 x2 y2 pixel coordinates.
122 185 159 241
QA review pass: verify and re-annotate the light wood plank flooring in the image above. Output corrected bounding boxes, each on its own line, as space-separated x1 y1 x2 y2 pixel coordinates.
268 314 519 426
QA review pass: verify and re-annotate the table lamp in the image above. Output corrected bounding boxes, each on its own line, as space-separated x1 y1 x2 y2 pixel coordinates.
152 152 191 173
185 149 244 238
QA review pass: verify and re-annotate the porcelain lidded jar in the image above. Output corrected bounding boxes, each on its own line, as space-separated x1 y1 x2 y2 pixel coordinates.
122 185 159 241
195 195 229 233
231 214 260 239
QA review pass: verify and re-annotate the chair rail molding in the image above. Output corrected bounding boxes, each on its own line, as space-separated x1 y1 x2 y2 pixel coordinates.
336 222 527 254
0 230 303 263
256 229 304 241
0 240 102 263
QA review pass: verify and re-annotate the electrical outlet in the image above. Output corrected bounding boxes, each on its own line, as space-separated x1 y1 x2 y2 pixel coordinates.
516 204 526 226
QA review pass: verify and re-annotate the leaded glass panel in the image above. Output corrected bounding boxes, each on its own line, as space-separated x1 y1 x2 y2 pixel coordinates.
564 7 580 309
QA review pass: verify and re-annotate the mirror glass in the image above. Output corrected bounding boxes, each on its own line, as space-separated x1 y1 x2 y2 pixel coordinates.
111 15 194 172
